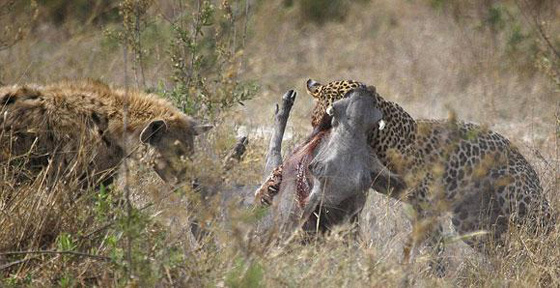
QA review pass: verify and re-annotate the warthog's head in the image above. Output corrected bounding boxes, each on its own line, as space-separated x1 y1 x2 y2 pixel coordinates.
302 86 398 224
139 115 212 184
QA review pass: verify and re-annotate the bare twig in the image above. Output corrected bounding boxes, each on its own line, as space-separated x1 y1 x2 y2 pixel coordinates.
0 250 111 261
242 0 251 48
554 101 560 197
0 257 37 271
134 0 146 88
123 22 133 280
185 0 203 91
15 60 34 84
230 1 237 55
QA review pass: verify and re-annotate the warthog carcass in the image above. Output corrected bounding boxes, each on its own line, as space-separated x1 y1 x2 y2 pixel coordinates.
256 87 404 236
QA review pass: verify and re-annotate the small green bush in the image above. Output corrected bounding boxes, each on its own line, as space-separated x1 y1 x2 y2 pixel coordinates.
166 0 258 119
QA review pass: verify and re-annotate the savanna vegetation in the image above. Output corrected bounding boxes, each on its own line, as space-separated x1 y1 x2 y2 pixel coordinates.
0 0 559 286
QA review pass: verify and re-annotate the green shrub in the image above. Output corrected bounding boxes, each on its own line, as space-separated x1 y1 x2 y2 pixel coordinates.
165 0 258 119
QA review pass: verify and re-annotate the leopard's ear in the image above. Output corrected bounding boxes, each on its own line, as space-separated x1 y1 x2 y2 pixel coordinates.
306 79 322 98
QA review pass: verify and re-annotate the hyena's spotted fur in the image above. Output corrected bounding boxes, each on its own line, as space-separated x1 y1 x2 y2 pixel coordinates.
0 80 210 186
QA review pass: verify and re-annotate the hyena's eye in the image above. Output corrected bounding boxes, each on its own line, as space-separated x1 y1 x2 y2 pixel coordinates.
172 140 184 156
172 140 189 160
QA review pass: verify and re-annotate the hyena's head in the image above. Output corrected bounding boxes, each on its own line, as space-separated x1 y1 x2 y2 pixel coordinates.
139 115 212 184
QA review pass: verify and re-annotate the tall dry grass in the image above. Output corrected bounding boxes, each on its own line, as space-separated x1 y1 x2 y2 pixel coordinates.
0 0 559 286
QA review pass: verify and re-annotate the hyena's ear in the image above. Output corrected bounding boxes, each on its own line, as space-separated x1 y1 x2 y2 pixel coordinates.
306 79 322 98
193 123 213 135
140 119 168 144
91 112 109 132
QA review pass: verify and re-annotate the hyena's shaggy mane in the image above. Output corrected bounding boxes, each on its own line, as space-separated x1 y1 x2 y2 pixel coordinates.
0 79 197 144
0 79 203 186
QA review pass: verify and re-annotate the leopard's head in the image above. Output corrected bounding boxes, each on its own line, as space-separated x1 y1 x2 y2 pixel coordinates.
306 79 372 128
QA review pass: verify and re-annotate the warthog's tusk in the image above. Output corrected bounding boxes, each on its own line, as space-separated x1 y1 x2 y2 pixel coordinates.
378 119 386 131
326 106 334 116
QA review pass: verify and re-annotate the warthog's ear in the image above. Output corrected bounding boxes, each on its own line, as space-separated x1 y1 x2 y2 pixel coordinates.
306 79 322 98
193 123 213 135
331 98 347 116
140 119 168 144
326 105 335 116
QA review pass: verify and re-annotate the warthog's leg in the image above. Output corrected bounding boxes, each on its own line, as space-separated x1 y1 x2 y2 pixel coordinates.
255 90 297 205
263 90 297 177
369 156 406 196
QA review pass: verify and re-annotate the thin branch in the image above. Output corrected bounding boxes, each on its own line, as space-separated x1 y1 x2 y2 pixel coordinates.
134 0 146 88
185 0 203 90
242 0 250 48
554 100 560 198
80 222 115 240
230 1 237 56
0 250 111 261
0 257 36 271
122 19 134 280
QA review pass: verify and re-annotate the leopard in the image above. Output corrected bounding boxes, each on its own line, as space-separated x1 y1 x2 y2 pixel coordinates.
256 78 555 276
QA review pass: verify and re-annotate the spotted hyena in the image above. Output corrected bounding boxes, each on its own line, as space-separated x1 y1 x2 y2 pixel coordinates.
0 80 211 187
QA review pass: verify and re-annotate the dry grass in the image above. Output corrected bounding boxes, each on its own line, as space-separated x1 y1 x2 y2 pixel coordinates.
0 0 559 286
